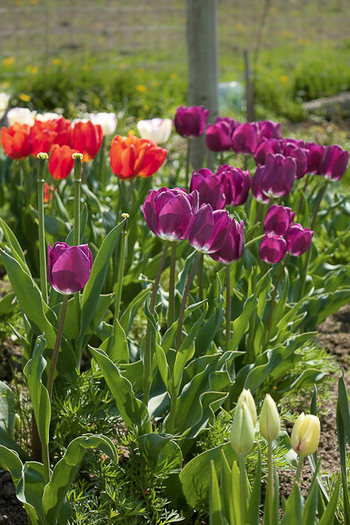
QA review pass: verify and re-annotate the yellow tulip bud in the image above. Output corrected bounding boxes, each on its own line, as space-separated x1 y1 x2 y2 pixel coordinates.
230 390 256 456
260 394 280 442
290 413 320 456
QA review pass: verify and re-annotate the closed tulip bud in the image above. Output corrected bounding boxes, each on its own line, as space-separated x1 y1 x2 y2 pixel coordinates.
216 165 251 207
48 144 79 180
205 120 232 152
187 205 232 254
256 153 296 199
230 389 256 456
264 204 295 236
282 142 308 180
305 142 326 174
258 119 283 140
254 138 282 166
174 105 209 138
210 219 245 264
137 118 172 144
72 120 103 161
260 394 280 442
286 223 314 256
47 242 92 295
259 233 287 264
291 413 320 456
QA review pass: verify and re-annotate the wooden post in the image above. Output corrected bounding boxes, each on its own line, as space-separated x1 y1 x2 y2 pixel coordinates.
186 0 219 171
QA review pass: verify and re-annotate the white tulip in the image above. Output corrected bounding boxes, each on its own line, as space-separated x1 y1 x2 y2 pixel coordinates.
7 107 36 127
89 112 117 136
137 118 172 144
36 112 62 122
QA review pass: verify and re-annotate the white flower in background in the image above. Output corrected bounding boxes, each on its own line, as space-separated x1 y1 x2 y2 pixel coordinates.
89 112 117 136
7 107 36 127
137 118 173 144
36 112 62 121
0 93 10 120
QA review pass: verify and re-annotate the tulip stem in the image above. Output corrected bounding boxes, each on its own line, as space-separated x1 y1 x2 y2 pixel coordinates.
99 136 106 186
73 155 82 338
114 214 129 320
295 455 304 484
198 253 204 301
143 242 169 406
44 294 69 483
266 254 290 343
185 138 192 192
267 441 274 525
226 263 231 349
176 251 202 349
37 153 48 304
168 242 177 328
238 454 247 525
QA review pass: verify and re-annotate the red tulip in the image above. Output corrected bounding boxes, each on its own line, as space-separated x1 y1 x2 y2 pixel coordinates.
30 121 57 156
1 123 32 160
110 134 167 180
48 144 78 180
72 120 103 161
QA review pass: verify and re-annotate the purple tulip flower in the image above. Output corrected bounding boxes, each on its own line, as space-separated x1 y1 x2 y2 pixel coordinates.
206 121 232 152
47 242 92 295
305 143 326 174
319 144 349 181
210 219 245 263
259 233 287 264
143 187 199 241
232 122 260 154
174 105 209 138
258 120 283 140
286 224 314 256
252 153 296 201
190 168 226 210
282 142 308 180
264 204 295 236
187 204 232 253
216 164 251 206
254 138 283 166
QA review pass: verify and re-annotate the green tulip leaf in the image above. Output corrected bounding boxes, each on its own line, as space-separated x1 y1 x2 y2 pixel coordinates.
16 461 46 525
209 460 223 525
42 434 117 524
23 335 50 450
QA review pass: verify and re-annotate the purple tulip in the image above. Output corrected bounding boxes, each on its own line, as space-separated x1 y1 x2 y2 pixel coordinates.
174 105 209 138
254 138 282 166
319 144 349 181
142 187 199 241
252 153 296 201
258 120 283 140
232 122 260 154
205 121 232 152
47 242 92 295
210 219 245 263
286 224 314 256
216 164 251 206
189 168 226 210
259 234 287 264
187 204 232 253
264 204 295 236
305 143 326 174
282 142 308 180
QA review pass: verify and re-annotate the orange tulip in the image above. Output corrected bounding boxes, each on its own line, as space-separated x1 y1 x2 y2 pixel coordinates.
110 134 167 180
1 123 32 160
72 120 103 161
48 144 78 180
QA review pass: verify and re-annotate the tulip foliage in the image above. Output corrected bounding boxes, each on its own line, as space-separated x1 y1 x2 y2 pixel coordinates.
0 105 349 523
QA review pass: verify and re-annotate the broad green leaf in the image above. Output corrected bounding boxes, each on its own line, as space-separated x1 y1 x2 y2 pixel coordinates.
100 318 129 364
23 336 50 449
301 289 350 330
89 346 149 431
280 482 303 525
16 461 46 525
30 206 69 239
336 375 350 524
0 444 23 485
246 446 261 525
231 460 241 525
180 442 238 507
220 449 234 525
318 476 340 525
155 343 170 389
137 433 182 472
77 219 125 348
210 460 223 525
0 383 28 460
0 291 18 318
0 217 29 274
301 467 318 525
42 434 117 524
